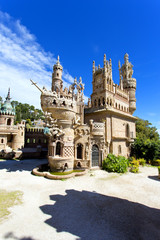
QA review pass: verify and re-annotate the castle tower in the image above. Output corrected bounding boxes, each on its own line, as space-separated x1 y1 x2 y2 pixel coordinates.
52 56 63 93
0 88 15 126
91 54 113 108
120 53 136 114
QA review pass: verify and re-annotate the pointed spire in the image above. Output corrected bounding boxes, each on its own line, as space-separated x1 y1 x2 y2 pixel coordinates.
119 61 123 90
57 55 60 64
103 54 106 67
6 88 11 101
124 53 129 64
118 60 121 70
98 64 100 69
93 60 95 73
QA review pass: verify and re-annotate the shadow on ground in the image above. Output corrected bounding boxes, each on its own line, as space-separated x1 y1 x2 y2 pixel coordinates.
40 189 160 240
4 232 37 240
0 159 47 172
148 175 160 182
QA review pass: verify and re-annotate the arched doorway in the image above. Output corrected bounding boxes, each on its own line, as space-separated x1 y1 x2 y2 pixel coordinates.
92 144 99 167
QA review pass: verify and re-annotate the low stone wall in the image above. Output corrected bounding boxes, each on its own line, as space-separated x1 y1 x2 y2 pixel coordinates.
32 166 88 180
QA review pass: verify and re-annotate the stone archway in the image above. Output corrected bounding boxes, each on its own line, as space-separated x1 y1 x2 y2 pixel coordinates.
92 144 99 167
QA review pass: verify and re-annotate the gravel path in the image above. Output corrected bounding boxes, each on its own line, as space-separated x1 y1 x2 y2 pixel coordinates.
0 159 160 240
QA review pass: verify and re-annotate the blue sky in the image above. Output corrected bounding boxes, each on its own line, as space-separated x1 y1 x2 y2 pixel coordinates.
0 0 160 131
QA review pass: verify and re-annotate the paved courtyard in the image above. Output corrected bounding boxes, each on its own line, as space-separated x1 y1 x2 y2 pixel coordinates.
0 159 160 240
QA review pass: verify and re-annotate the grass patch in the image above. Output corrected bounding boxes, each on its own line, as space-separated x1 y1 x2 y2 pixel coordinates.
0 190 23 223
50 169 84 175
99 174 119 181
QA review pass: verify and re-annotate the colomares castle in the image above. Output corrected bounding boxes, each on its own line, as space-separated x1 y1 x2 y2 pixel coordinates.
30 53 137 171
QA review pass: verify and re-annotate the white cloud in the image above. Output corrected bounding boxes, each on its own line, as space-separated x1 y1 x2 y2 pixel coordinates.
0 11 89 109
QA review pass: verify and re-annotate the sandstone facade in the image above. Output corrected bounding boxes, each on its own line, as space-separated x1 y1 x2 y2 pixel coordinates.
0 89 25 158
32 53 137 171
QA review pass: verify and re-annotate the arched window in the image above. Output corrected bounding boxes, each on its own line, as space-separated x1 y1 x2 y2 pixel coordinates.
116 103 117 108
27 138 30 143
1 139 4 143
77 143 83 159
38 139 41 144
33 139 36 143
103 98 105 105
56 142 61 156
7 119 11 125
98 99 101 106
94 99 97 107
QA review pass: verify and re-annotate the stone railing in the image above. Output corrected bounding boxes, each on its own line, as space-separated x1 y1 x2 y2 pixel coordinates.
0 125 18 130
115 86 129 99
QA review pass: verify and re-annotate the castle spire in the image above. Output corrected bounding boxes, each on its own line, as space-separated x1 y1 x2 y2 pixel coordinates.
57 55 60 65
93 61 95 73
6 88 11 101
103 54 106 67
118 61 123 89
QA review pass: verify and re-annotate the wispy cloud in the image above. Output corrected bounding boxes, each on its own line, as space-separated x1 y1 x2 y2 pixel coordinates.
0 11 88 108
147 112 157 117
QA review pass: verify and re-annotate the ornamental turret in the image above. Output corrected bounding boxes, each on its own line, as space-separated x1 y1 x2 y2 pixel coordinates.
120 53 136 114
52 56 63 93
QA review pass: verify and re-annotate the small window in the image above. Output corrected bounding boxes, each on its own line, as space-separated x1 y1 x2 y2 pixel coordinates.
56 142 61 156
98 99 101 106
44 139 47 144
21 132 23 136
1 139 4 143
38 139 41 144
118 145 122 154
57 73 59 77
27 138 30 143
33 139 36 143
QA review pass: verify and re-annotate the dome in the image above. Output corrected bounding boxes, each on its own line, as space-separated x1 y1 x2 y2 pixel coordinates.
0 89 15 115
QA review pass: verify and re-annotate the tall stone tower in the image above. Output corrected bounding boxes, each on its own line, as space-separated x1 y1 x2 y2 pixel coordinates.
120 53 136 114
52 56 63 93
91 54 114 108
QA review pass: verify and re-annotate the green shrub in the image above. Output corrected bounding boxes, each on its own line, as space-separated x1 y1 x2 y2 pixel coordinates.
151 159 160 166
102 154 128 173
138 158 146 166
158 166 160 174
129 157 139 173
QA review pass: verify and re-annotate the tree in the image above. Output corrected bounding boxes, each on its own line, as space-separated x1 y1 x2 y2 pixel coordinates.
131 118 160 162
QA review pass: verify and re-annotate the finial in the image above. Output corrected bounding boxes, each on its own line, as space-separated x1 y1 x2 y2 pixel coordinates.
104 54 106 68
93 60 95 73
74 77 77 83
124 53 129 63
109 58 112 65
98 64 100 69
79 77 82 83
118 60 121 69
57 55 60 64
